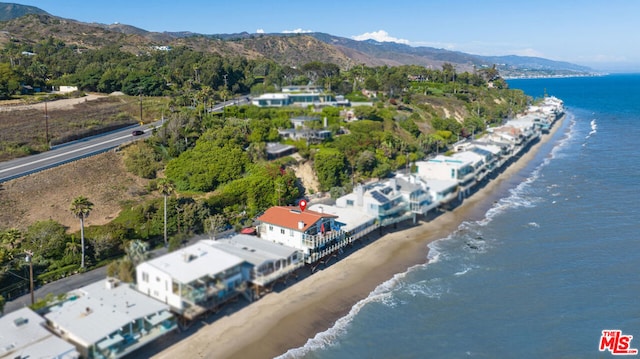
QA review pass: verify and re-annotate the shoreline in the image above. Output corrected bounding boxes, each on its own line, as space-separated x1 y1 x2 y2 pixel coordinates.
151 115 566 359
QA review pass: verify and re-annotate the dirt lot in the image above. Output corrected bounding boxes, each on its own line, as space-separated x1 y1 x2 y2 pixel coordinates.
0 150 153 232
0 93 138 161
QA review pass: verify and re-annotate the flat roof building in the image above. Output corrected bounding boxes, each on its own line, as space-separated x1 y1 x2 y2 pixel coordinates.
0 307 79 359
45 278 176 359
136 240 247 320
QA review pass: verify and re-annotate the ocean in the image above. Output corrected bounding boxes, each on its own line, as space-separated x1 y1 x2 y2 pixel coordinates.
279 74 640 358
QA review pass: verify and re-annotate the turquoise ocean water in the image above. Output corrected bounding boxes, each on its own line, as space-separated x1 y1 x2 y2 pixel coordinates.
278 74 640 358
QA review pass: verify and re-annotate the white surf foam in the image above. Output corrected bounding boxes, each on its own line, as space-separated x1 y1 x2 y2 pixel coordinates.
454 267 473 276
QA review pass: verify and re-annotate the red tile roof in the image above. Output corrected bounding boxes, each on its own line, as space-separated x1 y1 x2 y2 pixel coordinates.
257 206 337 232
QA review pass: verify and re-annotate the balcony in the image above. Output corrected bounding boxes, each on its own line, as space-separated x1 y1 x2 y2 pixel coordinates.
302 229 346 249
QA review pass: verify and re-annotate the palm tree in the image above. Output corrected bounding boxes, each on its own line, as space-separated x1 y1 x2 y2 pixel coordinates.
157 179 175 247
70 196 93 268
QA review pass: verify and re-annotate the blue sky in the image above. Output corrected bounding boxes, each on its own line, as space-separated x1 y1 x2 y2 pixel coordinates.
8 0 640 72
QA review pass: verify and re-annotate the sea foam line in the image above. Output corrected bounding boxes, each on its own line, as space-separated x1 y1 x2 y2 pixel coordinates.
585 118 597 139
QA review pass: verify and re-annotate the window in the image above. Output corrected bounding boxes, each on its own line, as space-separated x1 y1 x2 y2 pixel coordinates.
142 272 149 283
346 199 354 206
290 229 294 237
280 229 285 235
269 225 273 231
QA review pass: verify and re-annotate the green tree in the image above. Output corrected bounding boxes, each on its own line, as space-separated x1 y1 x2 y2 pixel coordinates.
70 196 93 268
0 62 20 98
314 148 348 191
205 213 227 239
123 141 162 179
125 240 149 266
24 220 68 265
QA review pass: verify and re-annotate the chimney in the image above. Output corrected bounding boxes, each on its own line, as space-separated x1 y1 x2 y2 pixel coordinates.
356 184 364 207
298 221 305 230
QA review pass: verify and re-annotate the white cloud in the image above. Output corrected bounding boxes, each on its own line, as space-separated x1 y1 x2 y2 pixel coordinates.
256 29 265 34
351 30 410 45
511 48 545 58
282 28 313 34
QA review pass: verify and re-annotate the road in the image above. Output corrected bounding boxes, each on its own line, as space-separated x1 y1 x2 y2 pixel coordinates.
0 123 156 183
0 97 249 183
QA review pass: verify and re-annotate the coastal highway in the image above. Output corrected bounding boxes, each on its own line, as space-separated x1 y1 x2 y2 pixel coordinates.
0 124 155 183
0 97 248 183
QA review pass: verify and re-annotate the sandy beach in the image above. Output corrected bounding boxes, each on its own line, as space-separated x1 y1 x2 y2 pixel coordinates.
151 116 565 359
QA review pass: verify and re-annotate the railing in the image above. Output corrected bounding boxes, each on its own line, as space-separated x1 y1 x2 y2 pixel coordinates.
302 229 346 248
378 204 408 217
252 261 304 287
304 233 354 264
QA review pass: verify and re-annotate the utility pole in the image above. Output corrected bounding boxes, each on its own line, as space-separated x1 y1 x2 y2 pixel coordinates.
222 74 228 121
139 91 143 125
25 250 34 305
44 98 49 149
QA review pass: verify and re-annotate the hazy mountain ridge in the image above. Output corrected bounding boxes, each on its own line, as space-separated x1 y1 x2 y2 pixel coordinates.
0 2 596 76
0 2 47 21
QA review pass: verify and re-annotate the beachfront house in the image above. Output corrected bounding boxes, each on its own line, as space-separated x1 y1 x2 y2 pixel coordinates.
421 178 459 206
335 180 411 227
415 154 476 200
256 206 349 264
0 307 80 359
394 174 438 222
136 240 247 320
211 234 304 298
45 278 176 359
507 116 541 146
308 204 379 241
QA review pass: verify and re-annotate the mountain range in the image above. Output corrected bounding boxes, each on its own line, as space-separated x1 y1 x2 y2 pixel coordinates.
0 2 596 77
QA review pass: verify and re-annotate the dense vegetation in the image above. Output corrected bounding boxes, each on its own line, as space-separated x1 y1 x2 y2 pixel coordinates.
0 36 530 303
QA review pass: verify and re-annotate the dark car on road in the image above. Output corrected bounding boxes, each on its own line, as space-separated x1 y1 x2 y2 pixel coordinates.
132 130 144 136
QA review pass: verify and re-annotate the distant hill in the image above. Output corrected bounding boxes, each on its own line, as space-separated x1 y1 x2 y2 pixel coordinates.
0 2 48 21
0 3 596 77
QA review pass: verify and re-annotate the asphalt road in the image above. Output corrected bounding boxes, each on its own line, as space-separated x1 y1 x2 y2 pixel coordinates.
0 124 155 183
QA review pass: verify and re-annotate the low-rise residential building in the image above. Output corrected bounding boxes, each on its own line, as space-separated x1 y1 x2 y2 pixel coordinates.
282 85 323 93
308 204 378 241
256 206 349 263
251 93 290 107
136 240 247 320
211 234 303 297
415 154 475 198
336 181 411 227
394 174 438 222
0 307 79 359
45 278 176 359
251 92 349 108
